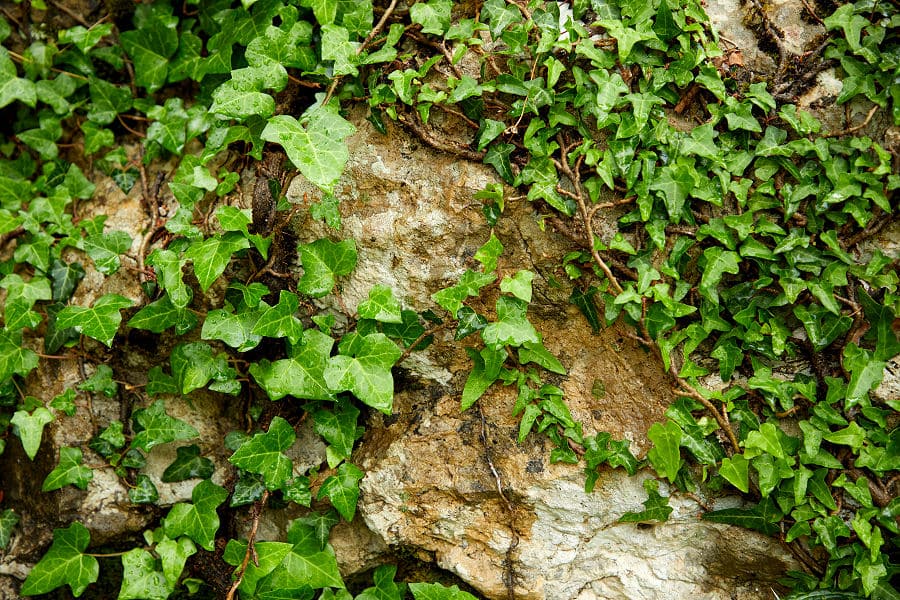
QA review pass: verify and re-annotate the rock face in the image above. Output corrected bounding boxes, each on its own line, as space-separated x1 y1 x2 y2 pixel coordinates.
285 110 799 599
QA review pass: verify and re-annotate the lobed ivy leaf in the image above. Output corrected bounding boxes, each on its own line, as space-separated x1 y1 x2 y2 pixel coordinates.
201 306 263 351
55 294 133 347
297 238 357 297
163 480 228 551
170 342 237 395
223 540 294 597
500 270 534 303
119 7 178 92
261 103 356 192
49 260 85 302
42 447 93 491
131 400 199 453
129 474 159 504
0 329 39 382
250 329 335 401
162 444 214 482
118 548 171 600
128 293 198 335
87 77 132 124
482 296 540 350
259 520 344 590
410 0 453 35
324 332 402 413
317 462 364 522
357 285 403 323
432 270 496 316
619 479 673 523
252 290 305 344
702 500 781 536
313 400 361 464
474 232 504 273
357 564 406 600
184 232 250 292
229 416 296 490
518 340 566 375
79 364 117 397
698 247 740 305
11 406 54 460
20 522 98 597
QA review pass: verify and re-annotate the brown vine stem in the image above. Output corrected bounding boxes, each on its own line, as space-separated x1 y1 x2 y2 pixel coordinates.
323 0 399 105
555 133 623 294
225 490 270 600
398 320 453 363
822 104 879 138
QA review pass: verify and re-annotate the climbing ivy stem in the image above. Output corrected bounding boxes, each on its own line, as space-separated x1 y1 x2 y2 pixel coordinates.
225 490 270 600
555 133 623 294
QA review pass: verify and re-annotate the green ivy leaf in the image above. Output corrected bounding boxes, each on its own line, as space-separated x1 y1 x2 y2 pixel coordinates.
482 296 539 350
500 270 534 303
517 341 565 375
162 444 215 482
325 333 401 413
128 293 198 335
262 519 344 589
702 500 781 535
297 238 357 297
650 164 694 222
20 522 98 597
647 420 682 483
698 247 740 305
55 293 133 347
357 564 406 600
163 479 228 551
261 103 356 192
79 364 117 397
618 479 673 523
11 406 54 460
147 249 191 309
358 285 403 323
129 474 159 504
229 416 296 490
120 8 178 92
118 548 171 600
42 447 93 491
474 232 504 273
823 421 866 451
719 454 750 493
224 540 294 597
201 306 264 351
432 270 495 316
313 400 361 464
87 76 132 124
317 462 364 521
253 290 305 344
131 400 199 452
461 346 507 411
250 329 335 401
0 509 19 550
409 582 479 600
184 232 250 292
170 342 237 395
0 329 39 382
409 0 453 35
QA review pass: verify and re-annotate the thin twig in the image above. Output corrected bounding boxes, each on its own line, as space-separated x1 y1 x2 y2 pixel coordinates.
398 320 452 363
555 133 623 294
225 491 270 600
799 0 825 25
822 104 879 138
48 0 91 26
